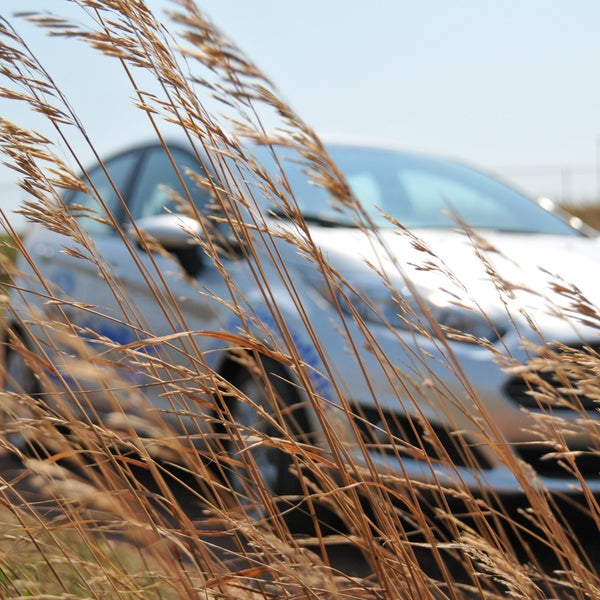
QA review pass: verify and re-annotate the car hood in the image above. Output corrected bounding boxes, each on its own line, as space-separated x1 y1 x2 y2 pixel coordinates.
302 225 600 338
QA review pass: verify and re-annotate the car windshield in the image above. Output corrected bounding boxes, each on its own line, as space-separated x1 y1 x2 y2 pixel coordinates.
250 144 579 236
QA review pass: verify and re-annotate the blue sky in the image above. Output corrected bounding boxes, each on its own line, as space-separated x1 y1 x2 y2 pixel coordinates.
3 1 600 229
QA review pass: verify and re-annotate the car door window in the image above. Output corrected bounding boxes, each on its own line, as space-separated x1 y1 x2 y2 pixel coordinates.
128 147 210 220
66 151 140 235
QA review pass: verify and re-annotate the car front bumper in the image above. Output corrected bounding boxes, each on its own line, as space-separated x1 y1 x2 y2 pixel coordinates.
319 320 600 497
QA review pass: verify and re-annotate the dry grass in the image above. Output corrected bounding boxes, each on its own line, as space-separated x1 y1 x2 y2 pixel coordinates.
0 1 599 598
561 202 600 232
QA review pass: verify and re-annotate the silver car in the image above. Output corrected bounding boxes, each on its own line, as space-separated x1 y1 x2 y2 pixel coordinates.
4 140 600 500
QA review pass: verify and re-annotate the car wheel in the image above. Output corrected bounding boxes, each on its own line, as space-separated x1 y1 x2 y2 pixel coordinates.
4 342 38 396
224 356 311 516
2 333 41 449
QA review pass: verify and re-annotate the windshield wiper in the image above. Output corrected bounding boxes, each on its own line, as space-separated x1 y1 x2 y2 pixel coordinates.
269 207 357 228
476 227 546 234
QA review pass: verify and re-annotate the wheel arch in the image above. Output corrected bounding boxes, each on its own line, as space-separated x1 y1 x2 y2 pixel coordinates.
214 346 322 438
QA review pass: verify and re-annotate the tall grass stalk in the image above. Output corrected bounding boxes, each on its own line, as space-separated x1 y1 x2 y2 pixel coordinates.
0 1 599 598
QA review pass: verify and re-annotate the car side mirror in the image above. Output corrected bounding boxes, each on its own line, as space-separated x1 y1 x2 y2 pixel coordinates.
127 214 204 277
128 214 202 249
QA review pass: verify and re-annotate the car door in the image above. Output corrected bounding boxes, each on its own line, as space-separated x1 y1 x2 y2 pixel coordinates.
96 144 230 424
53 148 143 338
115 146 223 363
24 148 142 340
13 148 145 418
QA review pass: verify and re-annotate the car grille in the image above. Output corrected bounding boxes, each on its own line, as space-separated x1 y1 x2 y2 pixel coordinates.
515 445 600 480
504 343 600 480
353 407 492 471
503 343 600 412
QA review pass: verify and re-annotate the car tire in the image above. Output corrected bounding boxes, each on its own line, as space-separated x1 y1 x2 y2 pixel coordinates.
223 356 313 520
2 332 41 449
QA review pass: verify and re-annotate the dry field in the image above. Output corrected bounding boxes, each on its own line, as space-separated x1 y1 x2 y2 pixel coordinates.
1 2 600 599
563 203 600 232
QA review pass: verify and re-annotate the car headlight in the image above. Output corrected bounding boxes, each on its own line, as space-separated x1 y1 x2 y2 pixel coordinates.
411 291 506 343
307 273 505 344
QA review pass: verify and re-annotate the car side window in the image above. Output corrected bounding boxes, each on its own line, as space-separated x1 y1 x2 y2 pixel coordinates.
128 147 211 221
66 151 140 235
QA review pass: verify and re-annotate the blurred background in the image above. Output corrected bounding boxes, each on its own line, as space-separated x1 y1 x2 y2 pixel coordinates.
3 0 600 231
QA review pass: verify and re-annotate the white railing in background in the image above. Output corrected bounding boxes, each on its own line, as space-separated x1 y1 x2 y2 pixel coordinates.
499 164 599 206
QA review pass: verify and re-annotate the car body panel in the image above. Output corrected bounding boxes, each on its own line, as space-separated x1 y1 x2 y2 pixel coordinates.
6 140 600 496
